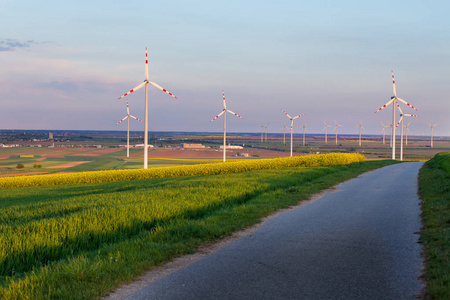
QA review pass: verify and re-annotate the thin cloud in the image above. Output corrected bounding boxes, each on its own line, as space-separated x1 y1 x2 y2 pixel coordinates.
0 38 39 52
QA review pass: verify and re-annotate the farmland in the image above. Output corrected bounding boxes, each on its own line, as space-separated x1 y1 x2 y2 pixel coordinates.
0 154 396 299
1 130 449 177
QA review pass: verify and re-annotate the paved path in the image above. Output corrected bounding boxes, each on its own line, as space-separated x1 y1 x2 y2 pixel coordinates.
124 162 425 299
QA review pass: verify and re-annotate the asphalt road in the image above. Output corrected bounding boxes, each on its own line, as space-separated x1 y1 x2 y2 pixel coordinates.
124 162 425 299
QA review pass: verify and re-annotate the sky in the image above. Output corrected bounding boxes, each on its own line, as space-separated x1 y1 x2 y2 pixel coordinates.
1 0 449 136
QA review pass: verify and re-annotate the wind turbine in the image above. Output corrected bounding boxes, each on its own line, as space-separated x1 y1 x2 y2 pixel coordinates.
334 121 342 145
118 47 177 169
375 70 417 160
282 110 304 157
427 123 438 148
259 123 264 143
396 102 418 161
259 123 269 143
355 120 364 147
264 122 269 143
404 121 411 146
280 120 287 145
323 121 331 144
298 120 309 147
210 90 243 162
115 100 143 158
380 121 389 144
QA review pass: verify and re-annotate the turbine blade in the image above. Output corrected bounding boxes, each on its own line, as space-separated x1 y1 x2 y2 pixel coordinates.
396 100 403 114
282 110 292 119
392 70 397 97
397 98 418 111
404 114 418 117
292 114 305 120
118 82 146 100
116 116 128 125
126 100 130 114
226 109 243 119
130 115 143 122
145 47 149 80
396 116 403 128
210 110 225 122
375 98 394 113
222 90 227 110
149 81 178 99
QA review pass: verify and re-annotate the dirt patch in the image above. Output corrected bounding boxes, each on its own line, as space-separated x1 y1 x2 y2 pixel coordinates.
124 148 302 160
46 161 90 169
0 172 48 177
75 148 123 156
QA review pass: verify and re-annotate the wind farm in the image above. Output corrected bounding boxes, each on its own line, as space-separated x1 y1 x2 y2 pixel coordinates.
1 2 450 299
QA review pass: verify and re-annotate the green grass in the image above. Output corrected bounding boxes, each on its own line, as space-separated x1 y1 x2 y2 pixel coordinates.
0 159 397 299
419 152 450 299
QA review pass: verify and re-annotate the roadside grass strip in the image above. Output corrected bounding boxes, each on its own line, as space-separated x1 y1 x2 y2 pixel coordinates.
0 153 364 189
419 152 450 299
0 159 395 299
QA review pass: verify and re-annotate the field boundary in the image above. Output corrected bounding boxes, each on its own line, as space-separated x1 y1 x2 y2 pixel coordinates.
0 153 364 189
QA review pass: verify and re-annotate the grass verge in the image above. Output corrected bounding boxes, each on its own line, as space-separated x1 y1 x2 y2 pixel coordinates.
418 152 450 299
0 159 396 299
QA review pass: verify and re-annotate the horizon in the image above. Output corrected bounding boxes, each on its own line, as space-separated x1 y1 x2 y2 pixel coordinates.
1 1 449 136
1 128 448 139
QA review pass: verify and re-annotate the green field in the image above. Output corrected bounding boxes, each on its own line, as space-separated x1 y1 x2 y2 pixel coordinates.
0 148 224 176
419 152 450 299
0 156 396 299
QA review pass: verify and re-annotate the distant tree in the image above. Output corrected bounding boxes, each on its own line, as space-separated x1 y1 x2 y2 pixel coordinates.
16 163 25 169
33 164 42 169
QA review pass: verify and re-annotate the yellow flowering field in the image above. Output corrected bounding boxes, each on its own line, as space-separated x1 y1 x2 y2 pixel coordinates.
0 153 364 189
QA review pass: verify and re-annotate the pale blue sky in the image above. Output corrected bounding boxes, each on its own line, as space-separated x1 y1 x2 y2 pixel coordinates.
1 0 449 136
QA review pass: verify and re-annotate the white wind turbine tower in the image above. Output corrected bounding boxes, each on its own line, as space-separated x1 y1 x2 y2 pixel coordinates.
375 70 417 160
389 123 393 147
380 121 389 144
118 47 177 169
298 120 309 147
323 121 331 144
264 123 269 143
355 120 364 147
427 123 438 148
396 102 418 161
334 121 342 145
280 120 287 145
282 110 304 157
259 123 264 143
210 90 243 162
404 121 411 146
115 100 143 158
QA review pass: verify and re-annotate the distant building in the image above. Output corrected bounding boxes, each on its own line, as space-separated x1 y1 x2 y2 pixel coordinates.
49 132 53 140
135 144 154 148
219 144 244 150
181 143 205 149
